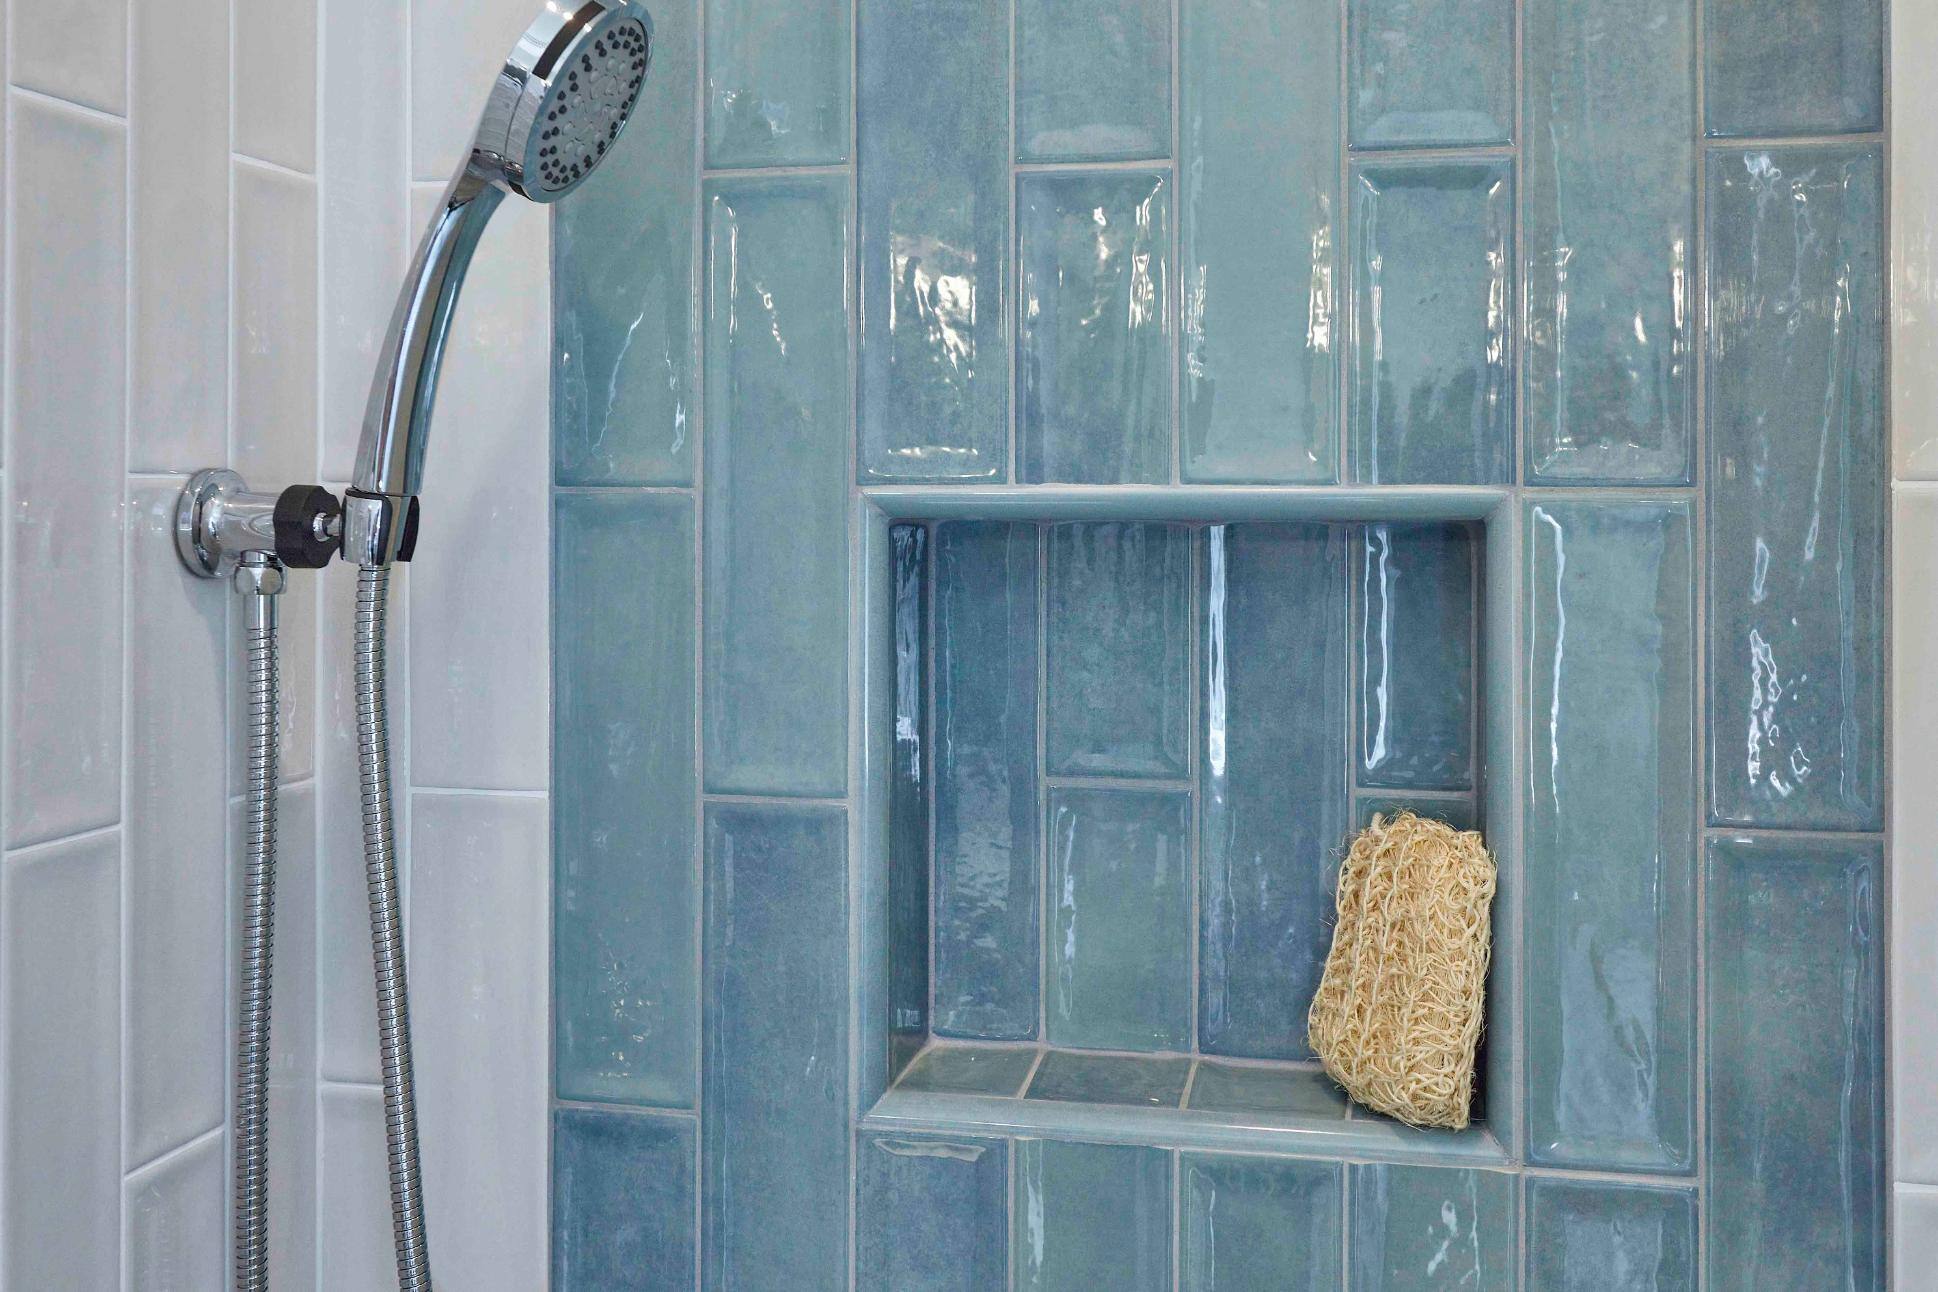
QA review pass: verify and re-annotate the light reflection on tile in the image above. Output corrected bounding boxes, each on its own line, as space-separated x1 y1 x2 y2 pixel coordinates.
1356 523 1476 790
888 525 930 1073
1026 1051 1191 1108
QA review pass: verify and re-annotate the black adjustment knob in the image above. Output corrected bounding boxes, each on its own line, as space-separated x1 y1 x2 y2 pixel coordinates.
273 485 343 569
396 496 423 563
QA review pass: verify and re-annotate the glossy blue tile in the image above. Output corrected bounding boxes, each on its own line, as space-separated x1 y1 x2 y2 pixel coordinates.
1524 499 1695 1172
857 0 1008 482
1026 1050 1192 1107
1524 0 1694 485
1047 787 1191 1051
702 177 850 797
705 0 850 166
1016 0 1170 162
1200 523 1348 1059
1706 148 1884 830
1188 1061 1347 1117
1705 0 1882 137
1046 523 1189 777
1356 522 1475 790
1180 0 1339 483
1350 1165 1515 1292
858 1134 1008 1292
1526 1178 1696 1291
1356 795 1477 833
1706 836 1884 1292
896 1043 1039 1096
934 522 1041 1039
552 1108 697 1291
554 0 696 486
1181 1156 1343 1290
1016 1139 1171 1292
702 805 848 1291
888 524 929 1074
1349 162 1513 484
1350 0 1513 148
1019 172 1173 484
554 493 696 1107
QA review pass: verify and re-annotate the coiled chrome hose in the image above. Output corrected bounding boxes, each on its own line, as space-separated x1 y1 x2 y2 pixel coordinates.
354 565 434 1289
234 565 279 1292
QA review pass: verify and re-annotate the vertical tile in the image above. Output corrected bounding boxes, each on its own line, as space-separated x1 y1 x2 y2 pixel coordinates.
887 525 931 1069
552 1108 698 1292
318 1086 396 1291
555 493 696 1107
702 176 851 796
1706 836 1885 1291
703 805 849 1291
1016 1140 1171 1292
1705 0 1882 137
1 833 120 1291
1046 787 1191 1052
555 0 698 486
1897 1186 1938 1290
1180 1156 1343 1291
933 522 1040 1038
1894 487 1938 1183
124 1132 225 1291
1180 0 1339 483
235 0 316 171
1524 500 1695 1172
1893 0 1938 479
1045 522 1189 777
1017 0 1170 163
1201 524 1348 1058
1350 1165 1516 1292
1524 0 1694 484
1349 0 1513 148
11 0 127 113
705 0 852 167
1356 522 1475 791
857 0 1009 482
1706 148 1884 830
1525 1178 1696 1291
5 99 125 848
1349 161 1513 485
411 0 545 181
233 162 320 494
858 1135 1008 1292
261 787 319 1289
1019 172 1174 484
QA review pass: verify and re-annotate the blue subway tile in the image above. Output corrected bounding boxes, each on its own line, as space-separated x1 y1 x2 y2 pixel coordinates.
1200 524 1348 1059
1181 1156 1343 1290
1706 836 1884 1292
1180 0 1339 483
1019 172 1174 483
858 1135 1009 1292
702 805 849 1291
1047 787 1191 1051
1356 795 1478 833
896 1043 1040 1096
1350 0 1513 148
1016 1139 1172 1292
1524 499 1695 1172
702 177 850 796
857 0 1009 482
554 494 697 1108
1349 161 1514 484
1027 1050 1192 1107
1706 148 1884 830
1526 1178 1696 1291
1016 0 1171 162
1524 0 1694 484
552 1108 697 1291
704 0 851 166
1356 522 1475 790
1188 1061 1347 1117
1704 0 1882 137
888 524 929 1073
1350 1165 1516 1292
934 522 1041 1039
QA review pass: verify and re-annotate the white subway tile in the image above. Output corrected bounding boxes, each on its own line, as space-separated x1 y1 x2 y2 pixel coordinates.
1900 1186 1938 1287
1895 0 1938 478
409 0 538 182
234 0 317 172
319 1084 402 1289
123 1131 225 1292
11 0 128 116
233 161 320 490
1895 484 1938 1184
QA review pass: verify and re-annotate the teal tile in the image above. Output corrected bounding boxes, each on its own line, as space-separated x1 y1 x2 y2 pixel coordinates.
1524 0 1694 484
1046 523 1189 777
1027 1051 1192 1107
1350 1165 1515 1291
1187 1062 1347 1117
1706 148 1884 830
896 1044 1039 1097
857 0 1009 482
933 522 1041 1039
552 1108 696 1291
1200 523 1348 1058
554 493 696 1108
553 0 697 486
705 0 850 166
1706 836 1884 1292
1349 161 1513 484
1356 522 1475 790
1019 171 1173 484
1356 796 1477 833
887 525 929 1073
1016 0 1171 162
1180 0 1339 483
702 805 849 1291
858 1135 1008 1292
1047 787 1191 1051
702 177 850 797
1016 1140 1171 1292
1526 1178 1696 1291
1350 0 1513 148
1181 1156 1343 1290
1705 0 1881 137
1524 499 1695 1172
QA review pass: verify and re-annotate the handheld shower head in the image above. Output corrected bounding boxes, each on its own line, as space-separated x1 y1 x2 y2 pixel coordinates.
346 1 652 566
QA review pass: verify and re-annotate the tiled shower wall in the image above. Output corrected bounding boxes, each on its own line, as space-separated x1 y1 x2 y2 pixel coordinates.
553 2 1894 1292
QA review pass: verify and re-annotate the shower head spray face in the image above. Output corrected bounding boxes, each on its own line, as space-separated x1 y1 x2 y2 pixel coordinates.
482 1 654 201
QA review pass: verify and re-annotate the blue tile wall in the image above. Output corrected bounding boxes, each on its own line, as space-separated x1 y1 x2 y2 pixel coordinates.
1349 0 1514 149
1189 1061 1347 1118
705 0 851 166
887 525 930 1074
1350 1164 1516 1292
857 1134 1009 1292
1356 523 1476 790
1525 1177 1697 1291
552 1108 697 1290
1016 0 1171 163
1704 0 1882 138
1015 1140 1171 1292
897 1044 1037 1096
1026 1050 1192 1107
1181 1156 1343 1291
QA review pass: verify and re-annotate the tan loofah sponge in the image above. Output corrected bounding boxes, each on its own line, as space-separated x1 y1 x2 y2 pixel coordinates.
1307 811 1497 1130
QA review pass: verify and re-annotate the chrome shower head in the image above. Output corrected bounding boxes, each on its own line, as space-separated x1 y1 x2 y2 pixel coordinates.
480 2 653 201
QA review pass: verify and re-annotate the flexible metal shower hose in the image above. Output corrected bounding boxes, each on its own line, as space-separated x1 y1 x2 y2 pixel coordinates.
355 565 434 1289
235 589 278 1292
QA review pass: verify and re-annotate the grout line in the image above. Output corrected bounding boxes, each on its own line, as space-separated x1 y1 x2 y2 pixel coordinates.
699 162 851 180
6 82 127 127
1036 522 1051 1046
550 1096 700 1120
124 1122 228 1185
1701 131 1887 150
1012 156 1174 174
1336 0 1351 483
925 521 940 1044
1699 825 1888 842
1168 0 1182 489
1348 141 1519 162
407 784 548 799
1041 774 1195 792
698 791 850 809
690 8 711 1292
1187 527 1202 1055
551 482 697 496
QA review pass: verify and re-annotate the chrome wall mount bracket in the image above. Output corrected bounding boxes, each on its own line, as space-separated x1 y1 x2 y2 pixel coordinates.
176 468 344 579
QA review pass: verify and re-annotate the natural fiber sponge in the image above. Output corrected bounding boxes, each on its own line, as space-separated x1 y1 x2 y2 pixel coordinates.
1307 811 1497 1130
